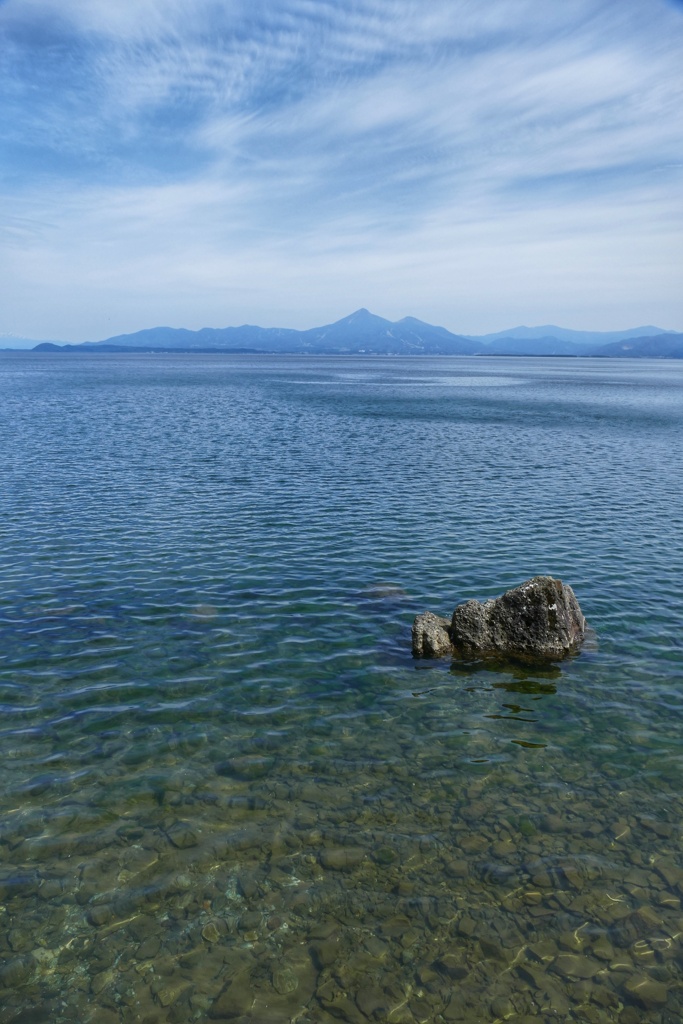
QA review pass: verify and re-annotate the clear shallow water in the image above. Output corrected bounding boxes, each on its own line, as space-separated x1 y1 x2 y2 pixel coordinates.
0 352 682 1024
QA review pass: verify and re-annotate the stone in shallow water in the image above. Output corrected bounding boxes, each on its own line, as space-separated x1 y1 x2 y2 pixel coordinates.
517 963 545 990
272 967 298 996
444 858 469 879
412 612 452 658
320 847 365 871
0 957 33 989
201 923 221 944
356 983 389 1018
558 930 584 953
238 910 261 932
624 974 669 1010
490 995 514 1018
208 972 255 1020
165 821 199 849
413 576 586 661
374 845 398 865
311 937 339 967
364 936 389 960
90 969 113 996
451 576 586 660
436 953 468 980
87 905 112 928
137 935 161 960
552 953 601 979
215 755 275 780
156 981 191 1008
128 915 158 943
591 937 614 962
363 583 408 600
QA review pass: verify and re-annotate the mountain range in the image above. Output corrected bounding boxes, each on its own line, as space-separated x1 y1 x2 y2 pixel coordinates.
18 308 683 357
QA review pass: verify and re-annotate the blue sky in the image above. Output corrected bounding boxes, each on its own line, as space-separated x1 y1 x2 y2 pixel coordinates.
1 0 682 342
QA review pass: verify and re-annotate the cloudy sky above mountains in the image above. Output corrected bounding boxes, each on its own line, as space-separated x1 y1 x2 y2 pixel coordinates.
1 0 682 341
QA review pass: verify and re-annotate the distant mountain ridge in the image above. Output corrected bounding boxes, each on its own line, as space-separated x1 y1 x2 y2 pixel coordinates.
33 309 481 355
24 308 683 357
590 334 683 359
466 324 669 346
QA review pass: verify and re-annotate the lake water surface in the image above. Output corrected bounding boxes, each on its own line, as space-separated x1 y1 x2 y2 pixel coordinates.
1 353 682 1024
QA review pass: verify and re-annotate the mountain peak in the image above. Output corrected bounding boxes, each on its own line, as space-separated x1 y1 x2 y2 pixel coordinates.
325 308 392 331
396 315 428 327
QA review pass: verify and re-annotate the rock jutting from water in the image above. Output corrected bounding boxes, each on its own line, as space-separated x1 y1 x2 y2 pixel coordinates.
412 575 586 661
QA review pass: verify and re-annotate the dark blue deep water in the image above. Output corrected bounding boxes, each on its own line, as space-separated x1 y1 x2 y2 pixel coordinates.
1 353 682 1024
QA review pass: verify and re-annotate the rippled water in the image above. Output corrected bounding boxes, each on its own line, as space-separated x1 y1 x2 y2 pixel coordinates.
1 353 682 1024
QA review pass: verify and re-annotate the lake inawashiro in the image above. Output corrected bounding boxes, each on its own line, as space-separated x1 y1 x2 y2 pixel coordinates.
1 353 682 1023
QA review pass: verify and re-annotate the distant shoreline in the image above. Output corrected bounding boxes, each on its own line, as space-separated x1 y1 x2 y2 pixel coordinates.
3 347 683 361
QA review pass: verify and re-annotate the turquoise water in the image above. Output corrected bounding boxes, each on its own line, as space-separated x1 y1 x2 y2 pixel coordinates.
1 352 682 1024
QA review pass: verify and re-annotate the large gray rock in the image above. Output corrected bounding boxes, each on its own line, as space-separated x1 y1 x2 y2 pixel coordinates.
451 576 586 660
412 576 586 661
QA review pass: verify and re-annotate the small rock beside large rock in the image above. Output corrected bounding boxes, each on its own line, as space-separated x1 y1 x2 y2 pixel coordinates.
410 611 452 658
412 576 586 661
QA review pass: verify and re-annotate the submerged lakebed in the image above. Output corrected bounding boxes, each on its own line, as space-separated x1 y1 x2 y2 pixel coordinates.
1 353 682 1024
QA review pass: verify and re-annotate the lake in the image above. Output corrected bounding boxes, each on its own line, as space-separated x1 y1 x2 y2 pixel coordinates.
1 352 682 1024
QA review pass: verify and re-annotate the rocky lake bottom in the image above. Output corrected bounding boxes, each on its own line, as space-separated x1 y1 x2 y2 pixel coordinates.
1 353 682 1023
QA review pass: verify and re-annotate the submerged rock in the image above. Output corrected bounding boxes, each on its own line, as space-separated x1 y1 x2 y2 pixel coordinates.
412 576 586 661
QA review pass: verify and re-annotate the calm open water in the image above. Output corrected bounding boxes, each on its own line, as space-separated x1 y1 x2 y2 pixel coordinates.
1 353 683 1024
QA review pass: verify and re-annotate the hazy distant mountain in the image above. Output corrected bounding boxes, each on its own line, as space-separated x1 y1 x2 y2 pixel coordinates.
29 312 682 357
0 334 65 350
479 330 683 357
481 336 588 356
78 324 302 351
470 324 670 346
590 333 683 358
34 309 482 356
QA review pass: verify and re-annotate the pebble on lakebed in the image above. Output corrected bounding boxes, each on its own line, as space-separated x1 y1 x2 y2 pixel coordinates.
2 721 683 1024
412 575 587 661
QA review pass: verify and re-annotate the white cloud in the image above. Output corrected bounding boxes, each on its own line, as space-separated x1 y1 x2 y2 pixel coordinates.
0 0 682 337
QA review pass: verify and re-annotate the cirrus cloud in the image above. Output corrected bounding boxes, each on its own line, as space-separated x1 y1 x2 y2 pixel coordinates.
0 0 681 339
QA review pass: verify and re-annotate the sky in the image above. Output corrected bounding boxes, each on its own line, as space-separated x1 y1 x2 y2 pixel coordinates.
1 0 682 342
